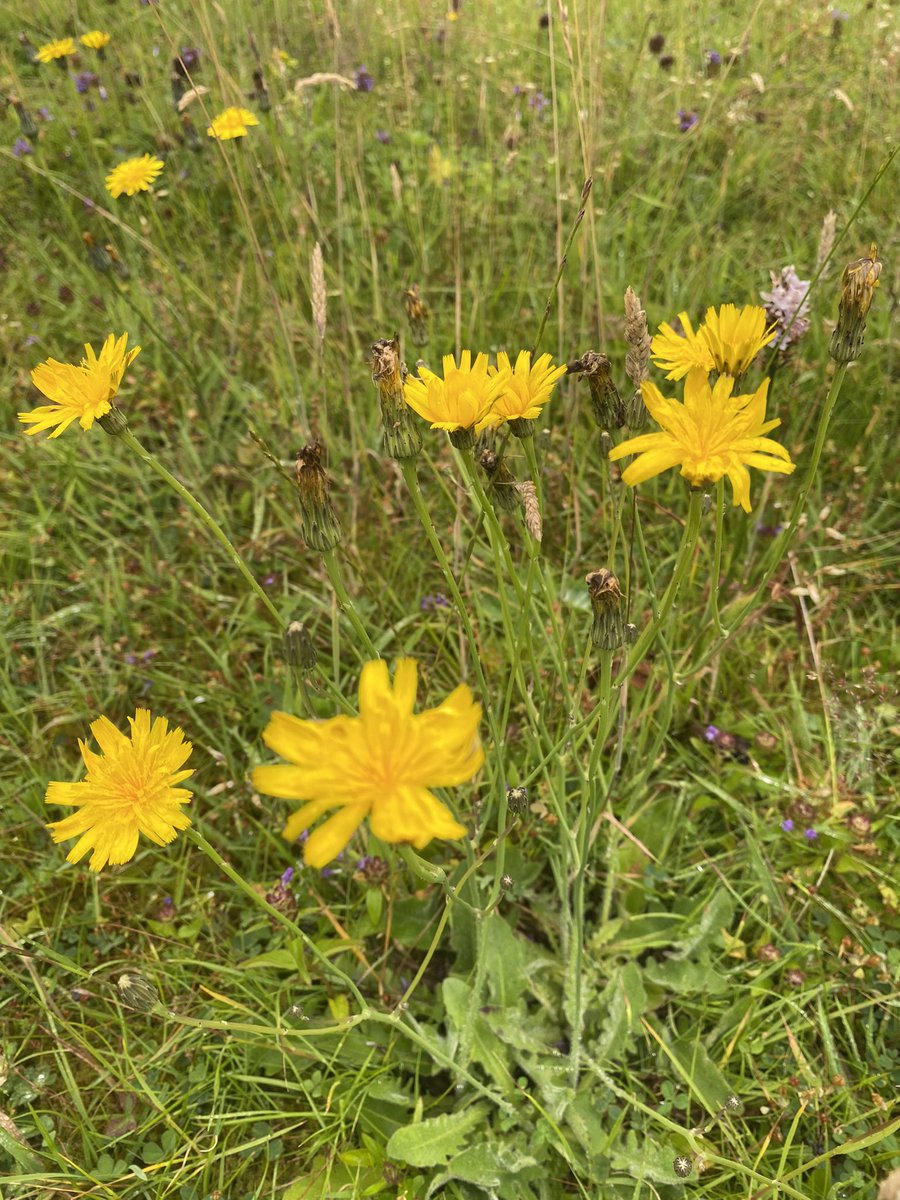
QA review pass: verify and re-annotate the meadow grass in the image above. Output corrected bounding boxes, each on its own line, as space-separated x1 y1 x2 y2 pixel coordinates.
1 1 898 1197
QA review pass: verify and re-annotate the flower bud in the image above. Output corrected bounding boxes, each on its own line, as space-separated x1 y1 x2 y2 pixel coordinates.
586 568 626 649
506 785 529 816
117 972 163 1014
294 442 343 552
97 406 130 435
829 243 882 363
284 621 317 672
371 336 423 460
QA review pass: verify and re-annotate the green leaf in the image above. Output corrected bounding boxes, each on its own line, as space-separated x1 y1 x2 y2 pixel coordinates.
670 889 735 960
594 961 647 1058
425 1141 540 1198
642 957 728 995
386 1105 486 1168
442 977 514 1093
482 916 526 1007
240 938 306 971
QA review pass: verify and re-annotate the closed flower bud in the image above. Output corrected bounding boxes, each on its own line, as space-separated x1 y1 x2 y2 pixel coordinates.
294 443 343 552
586 568 626 649
117 972 163 1014
506 785 529 816
576 351 625 429
284 620 317 671
829 243 882 363
97 406 130 435
479 448 520 512
371 336 423 460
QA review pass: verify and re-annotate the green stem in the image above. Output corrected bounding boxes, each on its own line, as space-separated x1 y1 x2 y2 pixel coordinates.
530 177 592 357
321 548 379 659
710 479 728 637
186 828 365 1007
117 428 283 629
683 363 847 678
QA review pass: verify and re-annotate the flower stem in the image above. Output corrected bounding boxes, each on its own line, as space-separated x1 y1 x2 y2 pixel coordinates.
321 548 379 659
117 428 283 629
530 177 592 357
186 827 365 1007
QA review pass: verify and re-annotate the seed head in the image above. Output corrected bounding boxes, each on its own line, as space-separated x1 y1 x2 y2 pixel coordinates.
403 284 429 346
586 569 626 649
673 1155 693 1178
623 286 652 426
829 243 882 363
294 442 343 552
371 336 423 460
479 448 521 512
575 351 624 429
283 621 317 672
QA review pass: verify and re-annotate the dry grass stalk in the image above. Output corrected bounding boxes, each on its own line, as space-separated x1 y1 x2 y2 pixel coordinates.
516 481 542 542
816 210 837 275
311 243 326 345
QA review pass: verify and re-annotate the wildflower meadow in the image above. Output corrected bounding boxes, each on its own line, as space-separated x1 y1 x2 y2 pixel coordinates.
2 1 898 1198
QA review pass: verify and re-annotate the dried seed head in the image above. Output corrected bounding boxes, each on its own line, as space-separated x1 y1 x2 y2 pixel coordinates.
586 569 626 649
283 620 317 672
724 1094 743 1115
357 855 390 886
294 442 343 551
815 209 837 276
516 480 542 542
479 448 521 512
403 284 429 346
577 351 624 429
506 785 529 816
829 243 882 363
117 972 163 1014
371 336 423 460
311 243 326 346
623 286 651 426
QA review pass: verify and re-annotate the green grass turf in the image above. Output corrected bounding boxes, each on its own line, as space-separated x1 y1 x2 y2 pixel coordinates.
0 0 897 1196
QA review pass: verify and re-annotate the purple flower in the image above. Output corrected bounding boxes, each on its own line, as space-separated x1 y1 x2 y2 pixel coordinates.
781 818 795 832
263 573 277 587
320 866 334 878
354 65 374 93
375 129 390 143
512 84 523 97
804 828 818 840
760 266 811 350
704 724 719 742
124 653 138 665
706 49 722 66
421 592 451 612
281 867 294 886
180 47 201 69
12 138 33 158
529 91 548 114
38 106 53 121
831 9 848 19
74 72 99 94
678 108 698 133
25 334 39 346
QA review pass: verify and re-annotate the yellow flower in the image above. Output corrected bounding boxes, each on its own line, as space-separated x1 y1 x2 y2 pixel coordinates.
45 709 194 871
608 368 795 512
80 30 111 50
427 145 456 185
105 154 164 198
19 333 140 438
35 37 75 63
252 659 482 868
206 106 259 140
651 304 775 381
404 350 510 433
479 350 567 430
700 303 776 377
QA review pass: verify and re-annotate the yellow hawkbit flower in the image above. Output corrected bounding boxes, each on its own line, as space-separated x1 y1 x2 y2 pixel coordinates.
80 31 111 50
45 709 194 871
105 154 164 198
35 37 75 63
404 350 510 447
19 333 140 438
480 350 567 435
651 304 775 380
609 367 795 512
252 659 482 868
427 145 456 185
206 106 259 140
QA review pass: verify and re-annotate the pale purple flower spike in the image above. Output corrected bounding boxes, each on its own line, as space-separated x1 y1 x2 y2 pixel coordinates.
761 265 811 350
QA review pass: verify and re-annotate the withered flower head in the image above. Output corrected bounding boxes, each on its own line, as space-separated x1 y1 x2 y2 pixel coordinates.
294 442 343 552
586 569 626 649
829 243 882 363
575 351 624 429
371 336 423 459
284 620 317 672
479 447 520 512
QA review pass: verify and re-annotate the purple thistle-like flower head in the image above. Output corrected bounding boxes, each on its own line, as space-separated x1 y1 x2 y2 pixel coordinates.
375 128 390 143
678 108 699 133
74 71 99 94
706 49 722 66
804 827 818 840
354 65 374 92
12 137 33 157
781 818 795 832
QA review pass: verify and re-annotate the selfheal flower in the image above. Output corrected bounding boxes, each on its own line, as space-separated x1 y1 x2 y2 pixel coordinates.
354 65 374 92
804 828 818 840
704 725 719 742
529 91 548 114
706 49 722 66
74 72 99 94
781 818 795 832
678 108 698 132
12 138 33 158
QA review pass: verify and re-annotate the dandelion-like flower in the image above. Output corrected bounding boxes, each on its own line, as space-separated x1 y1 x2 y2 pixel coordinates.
19 332 140 438
44 709 194 871
35 37 75 63
404 350 510 442
608 368 795 512
651 304 775 380
206 106 259 140
105 154 164 198
480 351 567 435
252 658 482 868
80 31 111 50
